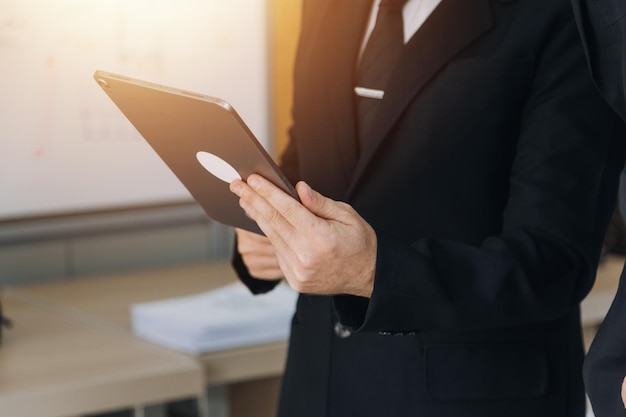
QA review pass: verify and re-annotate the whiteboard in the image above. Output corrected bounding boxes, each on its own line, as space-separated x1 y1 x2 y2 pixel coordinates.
0 0 269 220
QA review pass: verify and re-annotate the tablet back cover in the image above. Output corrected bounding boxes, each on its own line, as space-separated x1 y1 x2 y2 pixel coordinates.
94 70 295 235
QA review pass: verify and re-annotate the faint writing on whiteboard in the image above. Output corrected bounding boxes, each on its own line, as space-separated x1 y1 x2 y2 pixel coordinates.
0 0 269 219
0 16 28 48
80 106 140 142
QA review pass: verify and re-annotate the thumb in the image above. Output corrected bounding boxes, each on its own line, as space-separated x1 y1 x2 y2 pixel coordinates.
296 181 339 220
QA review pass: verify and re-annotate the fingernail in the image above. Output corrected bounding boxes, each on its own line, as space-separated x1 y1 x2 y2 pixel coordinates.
230 182 242 196
248 176 260 190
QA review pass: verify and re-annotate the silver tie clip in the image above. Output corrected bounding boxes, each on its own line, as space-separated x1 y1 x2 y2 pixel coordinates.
354 86 385 100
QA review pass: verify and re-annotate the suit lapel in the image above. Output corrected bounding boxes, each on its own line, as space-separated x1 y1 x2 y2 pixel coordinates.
316 0 373 186
346 0 495 198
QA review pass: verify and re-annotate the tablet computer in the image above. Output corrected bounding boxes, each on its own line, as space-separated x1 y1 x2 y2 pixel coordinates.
93 70 296 235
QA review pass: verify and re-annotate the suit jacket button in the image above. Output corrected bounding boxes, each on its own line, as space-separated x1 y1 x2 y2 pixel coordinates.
334 321 352 338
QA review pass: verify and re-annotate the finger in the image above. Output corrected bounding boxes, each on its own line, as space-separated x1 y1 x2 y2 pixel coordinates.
296 181 353 224
235 228 284 280
237 236 276 258
231 177 294 248
241 256 284 280
234 177 337 287
245 174 313 235
236 228 274 252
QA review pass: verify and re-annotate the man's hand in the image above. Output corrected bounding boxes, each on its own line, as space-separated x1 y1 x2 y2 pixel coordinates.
230 174 377 298
235 228 284 280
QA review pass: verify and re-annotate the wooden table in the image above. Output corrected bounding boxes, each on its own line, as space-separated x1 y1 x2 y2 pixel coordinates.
5 262 288 387
0 293 203 417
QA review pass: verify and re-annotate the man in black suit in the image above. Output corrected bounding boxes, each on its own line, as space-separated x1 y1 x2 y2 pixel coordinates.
230 0 626 416
573 0 626 415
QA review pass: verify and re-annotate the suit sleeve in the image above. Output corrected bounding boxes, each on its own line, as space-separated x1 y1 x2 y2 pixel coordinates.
333 12 626 333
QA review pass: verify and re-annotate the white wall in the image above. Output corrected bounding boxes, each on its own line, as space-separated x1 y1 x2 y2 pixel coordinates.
0 0 269 220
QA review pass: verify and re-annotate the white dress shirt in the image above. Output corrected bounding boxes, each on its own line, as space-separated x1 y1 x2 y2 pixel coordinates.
356 0 442 99
361 0 443 52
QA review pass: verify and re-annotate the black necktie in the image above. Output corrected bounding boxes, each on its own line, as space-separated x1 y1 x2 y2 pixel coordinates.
356 0 406 146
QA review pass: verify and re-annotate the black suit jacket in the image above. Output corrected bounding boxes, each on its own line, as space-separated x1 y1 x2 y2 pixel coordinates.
575 2 626 416
233 0 626 416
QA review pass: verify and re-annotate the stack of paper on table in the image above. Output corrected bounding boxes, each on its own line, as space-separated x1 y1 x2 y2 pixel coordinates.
131 282 298 354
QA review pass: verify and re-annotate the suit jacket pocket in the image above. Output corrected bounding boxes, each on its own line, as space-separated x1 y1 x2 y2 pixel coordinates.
425 342 548 402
